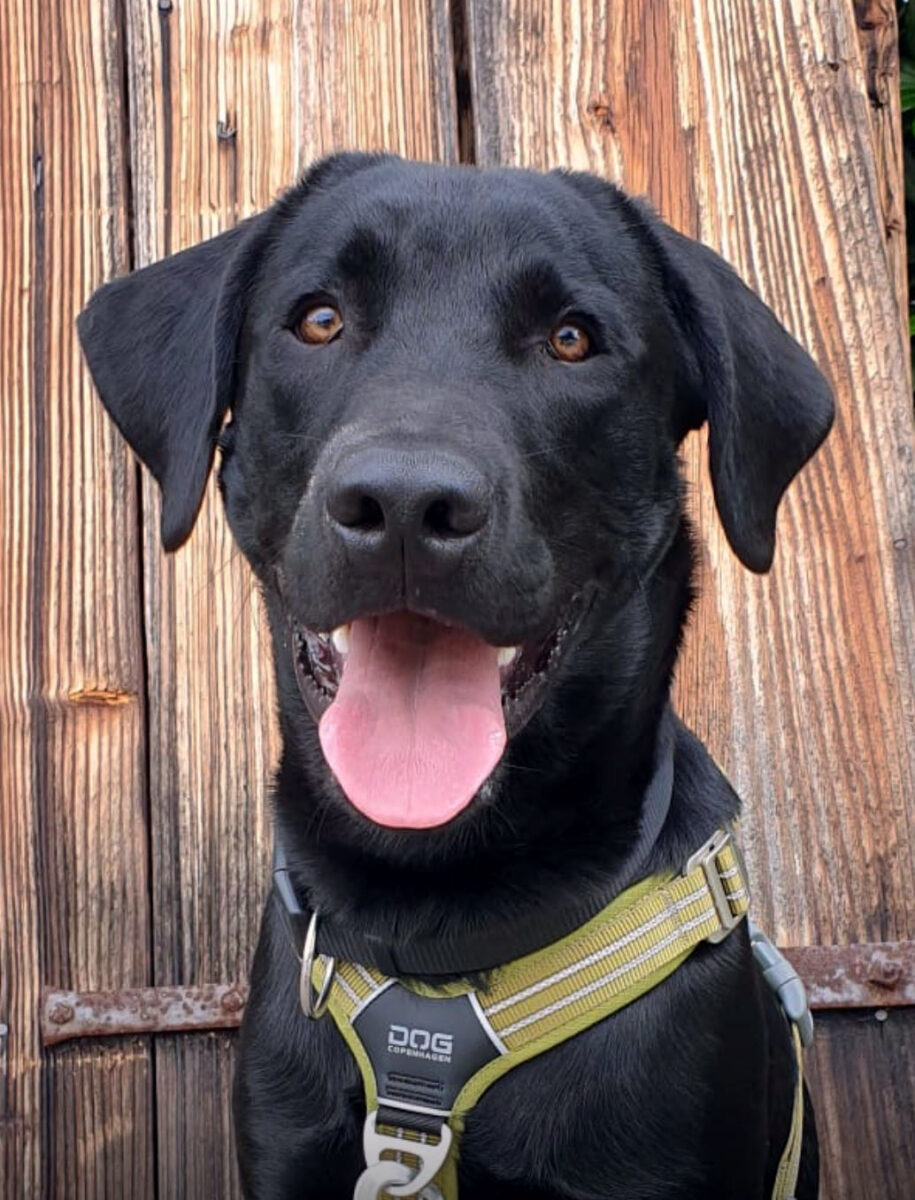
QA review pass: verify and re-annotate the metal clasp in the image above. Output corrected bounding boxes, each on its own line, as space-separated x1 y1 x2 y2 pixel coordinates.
353 1110 451 1199
684 827 747 944
299 911 336 1020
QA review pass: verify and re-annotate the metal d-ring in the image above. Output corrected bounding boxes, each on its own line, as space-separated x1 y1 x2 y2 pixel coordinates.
299 911 336 1019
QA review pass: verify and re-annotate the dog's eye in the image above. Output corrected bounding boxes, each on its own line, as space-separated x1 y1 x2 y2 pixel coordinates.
296 304 343 345
547 323 591 363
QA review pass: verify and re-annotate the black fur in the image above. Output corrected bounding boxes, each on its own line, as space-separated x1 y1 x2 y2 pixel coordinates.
78 154 833 1199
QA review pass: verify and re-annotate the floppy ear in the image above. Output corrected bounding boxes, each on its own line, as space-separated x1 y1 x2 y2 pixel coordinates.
640 209 835 572
78 151 396 551
77 214 273 550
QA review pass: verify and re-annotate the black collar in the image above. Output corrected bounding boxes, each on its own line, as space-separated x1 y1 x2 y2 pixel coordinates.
273 709 675 978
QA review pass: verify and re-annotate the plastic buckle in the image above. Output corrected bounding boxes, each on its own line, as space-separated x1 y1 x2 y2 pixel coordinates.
354 1110 451 1199
684 827 747 945
749 920 815 1048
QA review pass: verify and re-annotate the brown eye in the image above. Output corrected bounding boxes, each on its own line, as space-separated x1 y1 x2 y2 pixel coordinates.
297 304 343 344
548 323 591 362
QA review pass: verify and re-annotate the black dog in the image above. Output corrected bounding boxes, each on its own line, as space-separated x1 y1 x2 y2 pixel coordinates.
78 153 833 1199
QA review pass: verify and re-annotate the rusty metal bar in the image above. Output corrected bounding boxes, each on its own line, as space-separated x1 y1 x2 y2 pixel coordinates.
39 941 915 1046
784 942 915 1010
40 983 248 1046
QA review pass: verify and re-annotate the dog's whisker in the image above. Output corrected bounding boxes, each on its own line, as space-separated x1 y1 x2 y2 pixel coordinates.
516 442 574 460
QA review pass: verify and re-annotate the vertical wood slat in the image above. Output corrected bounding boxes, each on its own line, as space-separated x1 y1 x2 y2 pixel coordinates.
123 2 458 1194
806 1009 915 1199
465 0 915 948
0 1 153 1198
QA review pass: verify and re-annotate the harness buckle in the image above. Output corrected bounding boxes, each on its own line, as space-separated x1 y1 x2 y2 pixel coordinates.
749 920 815 1047
354 1110 451 1199
684 827 747 944
299 911 336 1020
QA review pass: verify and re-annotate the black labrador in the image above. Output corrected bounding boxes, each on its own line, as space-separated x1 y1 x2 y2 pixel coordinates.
78 154 833 1200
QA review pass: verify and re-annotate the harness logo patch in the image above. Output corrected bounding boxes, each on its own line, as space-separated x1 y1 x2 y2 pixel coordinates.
387 1024 454 1064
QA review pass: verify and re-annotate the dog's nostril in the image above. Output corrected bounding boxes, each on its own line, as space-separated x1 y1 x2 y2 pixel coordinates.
327 487 386 533
423 496 486 539
350 494 385 532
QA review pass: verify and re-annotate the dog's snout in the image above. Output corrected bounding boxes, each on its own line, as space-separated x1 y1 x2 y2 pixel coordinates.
324 447 491 566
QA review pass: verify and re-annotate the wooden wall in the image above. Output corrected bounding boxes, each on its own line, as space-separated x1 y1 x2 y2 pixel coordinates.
1 2 912 1198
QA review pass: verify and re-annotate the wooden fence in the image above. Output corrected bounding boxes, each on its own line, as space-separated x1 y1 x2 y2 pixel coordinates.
2 1 914 1197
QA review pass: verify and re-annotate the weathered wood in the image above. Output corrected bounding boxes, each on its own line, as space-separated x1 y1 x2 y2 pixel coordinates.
122 1 458 1194
0 1 153 1197
466 0 915 947
806 1008 915 1200
854 0 908 332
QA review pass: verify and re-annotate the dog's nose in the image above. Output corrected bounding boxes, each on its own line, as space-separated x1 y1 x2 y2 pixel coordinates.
325 448 491 565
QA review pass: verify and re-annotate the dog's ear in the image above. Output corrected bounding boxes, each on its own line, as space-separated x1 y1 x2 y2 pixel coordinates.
77 214 273 550
639 208 834 572
558 173 834 571
77 151 395 551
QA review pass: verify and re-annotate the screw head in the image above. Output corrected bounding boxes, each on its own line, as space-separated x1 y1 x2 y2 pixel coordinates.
220 989 245 1014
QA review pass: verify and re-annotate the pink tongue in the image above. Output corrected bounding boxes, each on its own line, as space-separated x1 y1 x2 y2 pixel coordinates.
318 612 506 828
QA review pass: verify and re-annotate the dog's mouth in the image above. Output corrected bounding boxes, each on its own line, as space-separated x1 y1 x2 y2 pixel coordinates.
291 595 590 830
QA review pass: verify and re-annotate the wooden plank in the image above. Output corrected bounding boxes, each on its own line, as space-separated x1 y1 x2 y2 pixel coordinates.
122 2 458 1195
806 1008 915 1199
0 1 153 1198
854 0 908 338
465 0 915 950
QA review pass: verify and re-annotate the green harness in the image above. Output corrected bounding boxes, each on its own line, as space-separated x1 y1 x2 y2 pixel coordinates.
290 827 812 1200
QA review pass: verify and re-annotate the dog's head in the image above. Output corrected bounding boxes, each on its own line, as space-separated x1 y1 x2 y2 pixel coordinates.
79 154 832 844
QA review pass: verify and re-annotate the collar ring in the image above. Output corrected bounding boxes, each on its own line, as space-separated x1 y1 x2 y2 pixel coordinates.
299 911 335 1019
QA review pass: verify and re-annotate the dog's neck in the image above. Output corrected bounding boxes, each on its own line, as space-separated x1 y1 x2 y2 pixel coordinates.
269 527 717 963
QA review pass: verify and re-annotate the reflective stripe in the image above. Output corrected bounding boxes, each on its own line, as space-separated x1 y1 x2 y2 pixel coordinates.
498 909 717 1037
353 962 377 988
466 991 509 1056
348 979 395 1024
333 969 359 1005
484 885 709 1017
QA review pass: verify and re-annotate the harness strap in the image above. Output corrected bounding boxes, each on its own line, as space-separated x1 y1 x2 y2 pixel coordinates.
772 1024 805 1200
311 827 753 1199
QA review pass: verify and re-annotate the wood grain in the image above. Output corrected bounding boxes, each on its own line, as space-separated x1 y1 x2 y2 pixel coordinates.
466 0 915 950
0 0 153 1197
854 0 908 333
123 2 457 1193
806 1008 915 1200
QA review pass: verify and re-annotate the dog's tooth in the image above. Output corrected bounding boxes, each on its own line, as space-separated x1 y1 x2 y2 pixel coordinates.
331 625 350 655
497 646 519 668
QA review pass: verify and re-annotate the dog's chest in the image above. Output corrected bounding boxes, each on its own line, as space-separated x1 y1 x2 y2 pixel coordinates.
300 960 769 1199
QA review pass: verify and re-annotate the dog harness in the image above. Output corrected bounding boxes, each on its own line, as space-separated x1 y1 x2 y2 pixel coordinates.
276 824 813 1200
